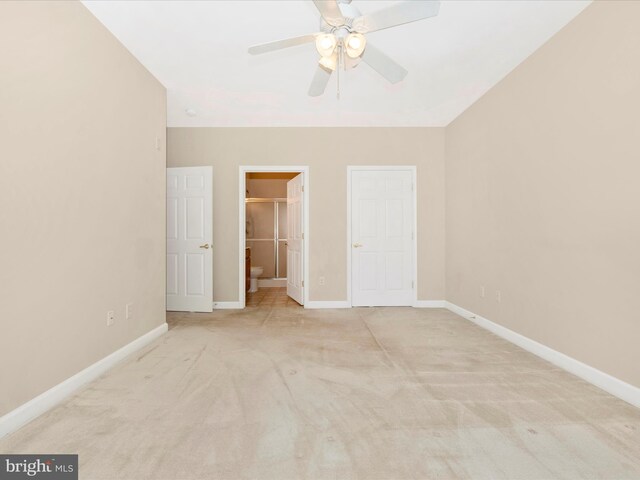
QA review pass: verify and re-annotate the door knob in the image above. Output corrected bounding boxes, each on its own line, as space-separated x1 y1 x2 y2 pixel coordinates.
199 243 210 249
352 243 363 248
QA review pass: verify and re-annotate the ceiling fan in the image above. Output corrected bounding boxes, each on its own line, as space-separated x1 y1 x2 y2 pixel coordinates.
248 0 441 97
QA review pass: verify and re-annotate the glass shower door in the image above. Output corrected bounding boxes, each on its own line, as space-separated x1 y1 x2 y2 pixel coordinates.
246 199 287 279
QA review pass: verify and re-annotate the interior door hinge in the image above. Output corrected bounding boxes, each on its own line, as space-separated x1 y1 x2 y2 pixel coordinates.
412 281 415 289
301 185 304 192
302 280 304 287
302 233 304 239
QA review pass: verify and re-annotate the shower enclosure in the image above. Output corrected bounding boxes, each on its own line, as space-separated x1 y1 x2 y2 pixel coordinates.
245 198 287 280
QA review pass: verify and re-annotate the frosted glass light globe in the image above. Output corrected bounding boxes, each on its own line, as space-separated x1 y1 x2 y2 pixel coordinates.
315 34 337 57
345 33 366 58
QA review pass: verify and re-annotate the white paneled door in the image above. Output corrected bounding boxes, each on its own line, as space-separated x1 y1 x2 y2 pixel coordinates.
287 174 304 305
166 167 213 312
351 169 415 306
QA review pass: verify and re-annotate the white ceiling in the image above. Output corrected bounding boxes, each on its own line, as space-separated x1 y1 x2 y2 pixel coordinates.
83 0 590 127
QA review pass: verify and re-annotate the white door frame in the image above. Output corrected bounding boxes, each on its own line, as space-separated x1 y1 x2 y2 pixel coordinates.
346 166 418 307
239 166 310 308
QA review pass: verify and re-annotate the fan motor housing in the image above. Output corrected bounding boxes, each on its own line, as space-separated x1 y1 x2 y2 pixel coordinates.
320 1 360 32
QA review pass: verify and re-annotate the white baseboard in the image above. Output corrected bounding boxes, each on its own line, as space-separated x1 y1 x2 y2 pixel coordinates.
445 302 640 409
305 301 351 309
214 299 445 310
212 301 243 309
0 323 168 439
413 300 446 308
305 300 445 309
257 279 286 288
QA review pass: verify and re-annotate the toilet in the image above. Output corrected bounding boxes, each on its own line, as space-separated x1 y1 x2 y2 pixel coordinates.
249 266 263 293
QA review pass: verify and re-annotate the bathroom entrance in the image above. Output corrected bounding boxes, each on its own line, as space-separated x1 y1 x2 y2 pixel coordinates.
239 166 309 308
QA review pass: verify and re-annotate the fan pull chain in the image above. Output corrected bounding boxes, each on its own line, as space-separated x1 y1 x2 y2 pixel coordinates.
336 45 342 100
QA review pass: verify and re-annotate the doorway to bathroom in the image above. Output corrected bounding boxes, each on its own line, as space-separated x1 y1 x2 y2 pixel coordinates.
239 166 309 309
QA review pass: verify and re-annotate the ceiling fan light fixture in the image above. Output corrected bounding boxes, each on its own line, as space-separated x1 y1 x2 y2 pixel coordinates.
315 33 337 57
345 32 366 58
248 0 442 97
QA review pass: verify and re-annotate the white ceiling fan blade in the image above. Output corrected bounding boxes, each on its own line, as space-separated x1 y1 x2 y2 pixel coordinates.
353 0 440 34
361 44 408 84
308 64 333 97
248 34 318 55
312 0 346 27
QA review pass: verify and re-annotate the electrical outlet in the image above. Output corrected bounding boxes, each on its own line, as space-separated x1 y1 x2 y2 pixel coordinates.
126 303 133 320
319 276 325 286
496 290 501 303
106 310 115 327
155 137 162 151
480 286 485 298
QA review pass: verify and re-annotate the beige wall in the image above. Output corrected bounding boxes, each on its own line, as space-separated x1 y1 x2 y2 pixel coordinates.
445 1 640 387
0 1 166 415
168 128 446 302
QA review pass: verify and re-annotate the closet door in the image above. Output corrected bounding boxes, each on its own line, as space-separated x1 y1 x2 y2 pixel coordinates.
166 167 213 312
351 169 414 307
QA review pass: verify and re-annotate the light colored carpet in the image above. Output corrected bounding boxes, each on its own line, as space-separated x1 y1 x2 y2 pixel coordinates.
2 305 639 479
